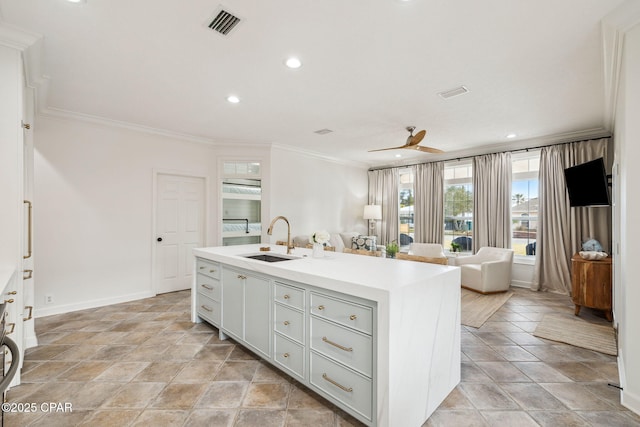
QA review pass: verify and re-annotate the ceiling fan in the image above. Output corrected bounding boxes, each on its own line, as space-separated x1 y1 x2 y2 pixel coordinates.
368 126 444 154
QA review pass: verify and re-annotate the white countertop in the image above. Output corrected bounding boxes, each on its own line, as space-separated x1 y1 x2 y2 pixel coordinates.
193 244 458 303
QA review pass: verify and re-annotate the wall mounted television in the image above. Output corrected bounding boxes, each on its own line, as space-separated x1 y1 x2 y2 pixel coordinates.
563 157 610 207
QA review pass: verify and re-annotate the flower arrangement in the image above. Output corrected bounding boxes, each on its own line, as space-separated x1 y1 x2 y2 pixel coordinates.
310 230 331 246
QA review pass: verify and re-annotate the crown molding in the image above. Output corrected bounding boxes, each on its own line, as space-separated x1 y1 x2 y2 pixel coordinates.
271 143 370 170
602 0 640 131
369 127 612 170
0 21 40 50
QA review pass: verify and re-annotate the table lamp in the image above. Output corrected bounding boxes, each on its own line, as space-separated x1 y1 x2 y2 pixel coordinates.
363 205 382 233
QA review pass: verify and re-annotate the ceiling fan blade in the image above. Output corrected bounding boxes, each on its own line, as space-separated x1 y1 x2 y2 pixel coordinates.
413 145 444 154
408 129 426 146
368 145 410 152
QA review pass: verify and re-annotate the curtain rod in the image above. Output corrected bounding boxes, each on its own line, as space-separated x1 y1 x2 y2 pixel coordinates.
367 135 611 172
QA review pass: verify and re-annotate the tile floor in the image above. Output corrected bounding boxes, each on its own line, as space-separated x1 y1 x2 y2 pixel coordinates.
3 287 640 426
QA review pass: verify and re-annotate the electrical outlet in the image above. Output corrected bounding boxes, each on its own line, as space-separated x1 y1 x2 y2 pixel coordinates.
45 294 53 304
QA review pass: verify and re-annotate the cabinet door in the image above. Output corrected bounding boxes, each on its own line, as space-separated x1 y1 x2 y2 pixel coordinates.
245 274 271 358
222 268 244 338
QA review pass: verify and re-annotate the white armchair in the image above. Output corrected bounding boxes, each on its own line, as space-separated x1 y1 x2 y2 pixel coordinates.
453 247 514 294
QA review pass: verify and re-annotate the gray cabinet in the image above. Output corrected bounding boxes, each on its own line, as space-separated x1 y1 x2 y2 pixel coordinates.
221 266 271 358
195 259 221 326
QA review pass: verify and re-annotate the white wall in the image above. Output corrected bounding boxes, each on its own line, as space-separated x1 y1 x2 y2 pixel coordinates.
268 146 369 242
33 116 219 316
614 20 640 414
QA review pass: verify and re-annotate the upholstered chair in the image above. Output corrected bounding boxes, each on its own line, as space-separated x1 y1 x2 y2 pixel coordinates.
453 247 514 294
399 243 448 265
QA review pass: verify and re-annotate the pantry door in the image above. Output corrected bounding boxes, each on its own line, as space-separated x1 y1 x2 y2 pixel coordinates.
154 173 205 294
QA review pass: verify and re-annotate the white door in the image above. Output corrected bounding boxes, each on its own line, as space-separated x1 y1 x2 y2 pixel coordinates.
155 174 205 294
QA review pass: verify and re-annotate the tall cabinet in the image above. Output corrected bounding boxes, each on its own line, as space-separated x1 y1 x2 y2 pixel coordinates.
1 27 38 391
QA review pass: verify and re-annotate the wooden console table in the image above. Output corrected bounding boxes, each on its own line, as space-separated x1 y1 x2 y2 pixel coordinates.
571 253 612 321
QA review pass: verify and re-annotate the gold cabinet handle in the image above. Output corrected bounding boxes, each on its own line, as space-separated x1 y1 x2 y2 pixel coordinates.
200 305 213 312
5 299 14 304
317 305 325 311
6 323 15 334
24 306 33 321
349 314 357 321
322 373 353 392
6 291 17 296
283 294 290 300
237 274 247 280
283 353 289 358
199 266 206 270
23 200 32 259
201 284 214 291
210 269 216 273
322 336 353 352
23 269 33 280
283 321 290 326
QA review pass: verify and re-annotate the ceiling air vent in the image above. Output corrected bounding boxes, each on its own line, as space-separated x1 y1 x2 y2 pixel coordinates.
438 85 469 100
208 9 241 35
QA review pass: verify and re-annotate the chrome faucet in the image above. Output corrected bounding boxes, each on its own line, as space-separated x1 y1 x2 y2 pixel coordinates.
267 216 294 254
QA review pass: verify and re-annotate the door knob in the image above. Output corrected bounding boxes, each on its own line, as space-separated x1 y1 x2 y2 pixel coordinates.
157 237 163 242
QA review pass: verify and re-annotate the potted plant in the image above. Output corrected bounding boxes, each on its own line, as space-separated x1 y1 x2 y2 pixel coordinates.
385 241 399 258
450 241 461 253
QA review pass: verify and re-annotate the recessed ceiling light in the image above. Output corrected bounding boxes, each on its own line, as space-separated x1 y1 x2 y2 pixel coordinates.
227 95 240 104
395 154 402 158
506 133 517 139
285 57 302 69
66 0 86 3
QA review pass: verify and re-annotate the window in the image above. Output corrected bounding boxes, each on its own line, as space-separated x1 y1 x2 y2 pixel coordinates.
444 162 473 253
511 152 539 257
398 168 414 251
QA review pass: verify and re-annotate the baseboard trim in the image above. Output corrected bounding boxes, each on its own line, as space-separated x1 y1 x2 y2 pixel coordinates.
619 354 640 415
34 290 155 318
511 280 532 289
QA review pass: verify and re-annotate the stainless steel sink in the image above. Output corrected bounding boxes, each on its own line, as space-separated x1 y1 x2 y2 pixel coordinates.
242 253 300 263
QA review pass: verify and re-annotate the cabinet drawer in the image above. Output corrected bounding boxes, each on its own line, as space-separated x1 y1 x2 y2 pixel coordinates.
197 274 221 301
310 293 373 335
310 316 372 377
197 293 221 326
274 334 304 379
196 258 220 280
310 352 372 421
274 282 305 310
274 303 304 344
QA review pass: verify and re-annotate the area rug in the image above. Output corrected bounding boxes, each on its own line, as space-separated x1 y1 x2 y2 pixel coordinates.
461 288 513 328
533 313 617 356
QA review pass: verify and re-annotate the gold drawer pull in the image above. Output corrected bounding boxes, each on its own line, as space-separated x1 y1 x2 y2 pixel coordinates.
322 336 353 352
237 274 247 280
349 314 357 321
317 305 325 311
200 305 213 312
23 269 33 280
283 294 290 300
322 373 353 392
6 323 15 334
5 299 14 304
210 269 216 273
24 306 33 321
283 321 290 326
201 284 214 291
6 291 17 295
283 353 290 358
199 266 206 270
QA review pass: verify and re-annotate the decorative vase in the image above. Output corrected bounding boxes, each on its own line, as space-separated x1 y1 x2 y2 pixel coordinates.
312 242 324 258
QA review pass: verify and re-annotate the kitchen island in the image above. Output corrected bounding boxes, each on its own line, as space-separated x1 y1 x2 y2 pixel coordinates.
191 244 460 427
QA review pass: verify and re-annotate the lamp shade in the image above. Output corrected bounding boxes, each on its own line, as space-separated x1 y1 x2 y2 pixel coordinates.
363 205 382 220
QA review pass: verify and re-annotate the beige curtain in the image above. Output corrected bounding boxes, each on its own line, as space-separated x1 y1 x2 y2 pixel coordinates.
368 168 399 246
414 162 444 243
533 138 611 294
472 152 512 252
